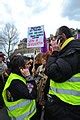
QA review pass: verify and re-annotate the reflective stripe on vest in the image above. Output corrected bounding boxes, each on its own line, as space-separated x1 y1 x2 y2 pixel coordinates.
49 87 80 96
11 105 36 120
2 73 36 119
9 100 31 111
49 73 80 105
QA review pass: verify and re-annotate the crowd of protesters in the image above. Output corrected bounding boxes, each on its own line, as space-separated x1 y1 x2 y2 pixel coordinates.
0 51 50 120
1 25 80 120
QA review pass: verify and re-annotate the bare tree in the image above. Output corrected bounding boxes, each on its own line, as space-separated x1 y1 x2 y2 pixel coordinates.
0 23 19 58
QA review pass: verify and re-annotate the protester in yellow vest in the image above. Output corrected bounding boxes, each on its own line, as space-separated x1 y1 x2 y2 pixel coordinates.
2 55 37 120
44 26 80 120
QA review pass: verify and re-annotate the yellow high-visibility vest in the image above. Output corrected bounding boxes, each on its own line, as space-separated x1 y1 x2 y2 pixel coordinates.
49 73 80 105
2 73 36 120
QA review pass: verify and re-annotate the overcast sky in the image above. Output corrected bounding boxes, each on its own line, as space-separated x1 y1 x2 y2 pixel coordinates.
0 0 80 40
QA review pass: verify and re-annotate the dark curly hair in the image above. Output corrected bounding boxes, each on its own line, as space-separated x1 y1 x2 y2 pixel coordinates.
8 55 26 75
55 26 73 39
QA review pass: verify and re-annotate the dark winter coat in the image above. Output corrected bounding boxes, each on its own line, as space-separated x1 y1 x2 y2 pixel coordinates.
44 39 80 120
45 39 80 83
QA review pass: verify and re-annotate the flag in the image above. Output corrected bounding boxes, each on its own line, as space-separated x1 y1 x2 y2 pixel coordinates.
41 32 47 53
77 33 80 39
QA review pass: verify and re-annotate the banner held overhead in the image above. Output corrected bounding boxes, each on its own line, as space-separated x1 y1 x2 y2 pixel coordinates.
27 25 44 48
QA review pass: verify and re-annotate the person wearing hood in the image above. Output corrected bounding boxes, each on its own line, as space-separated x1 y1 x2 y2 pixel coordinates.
44 26 80 120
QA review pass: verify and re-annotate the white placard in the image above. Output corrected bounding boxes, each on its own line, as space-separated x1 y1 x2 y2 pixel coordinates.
27 25 44 48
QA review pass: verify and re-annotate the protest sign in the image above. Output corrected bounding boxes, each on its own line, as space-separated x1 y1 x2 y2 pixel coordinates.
27 25 44 48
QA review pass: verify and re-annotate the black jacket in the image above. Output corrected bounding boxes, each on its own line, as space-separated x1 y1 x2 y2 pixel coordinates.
45 39 80 83
7 74 37 101
44 39 80 120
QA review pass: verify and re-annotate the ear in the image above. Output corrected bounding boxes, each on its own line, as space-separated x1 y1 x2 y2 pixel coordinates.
19 67 23 71
20 68 23 73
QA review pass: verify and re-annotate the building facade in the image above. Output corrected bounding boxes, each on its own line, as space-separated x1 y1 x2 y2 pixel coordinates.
14 38 40 57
